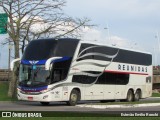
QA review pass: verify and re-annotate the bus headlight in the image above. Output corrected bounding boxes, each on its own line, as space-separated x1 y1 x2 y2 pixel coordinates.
43 95 48 99
40 88 52 94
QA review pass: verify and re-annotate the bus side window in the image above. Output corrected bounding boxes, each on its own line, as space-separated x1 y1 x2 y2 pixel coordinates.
51 69 61 83
54 70 60 80
146 76 151 83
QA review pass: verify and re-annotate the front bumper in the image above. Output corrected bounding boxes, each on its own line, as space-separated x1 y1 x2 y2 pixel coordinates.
17 91 52 102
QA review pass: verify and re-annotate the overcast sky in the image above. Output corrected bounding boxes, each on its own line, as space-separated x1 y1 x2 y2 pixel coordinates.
64 0 160 65
0 0 160 68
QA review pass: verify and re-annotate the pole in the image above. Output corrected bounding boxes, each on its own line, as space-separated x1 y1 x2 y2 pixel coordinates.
104 24 111 42
153 47 157 66
156 32 160 66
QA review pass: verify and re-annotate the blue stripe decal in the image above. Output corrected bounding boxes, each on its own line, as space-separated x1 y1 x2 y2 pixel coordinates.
51 56 71 63
21 60 30 65
21 60 47 65
21 56 71 65
37 60 47 65
18 86 48 92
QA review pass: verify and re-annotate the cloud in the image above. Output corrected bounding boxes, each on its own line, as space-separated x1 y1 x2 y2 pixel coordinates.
108 36 129 47
81 27 129 46
81 27 102 41
81 27 144 51
20 16 49 34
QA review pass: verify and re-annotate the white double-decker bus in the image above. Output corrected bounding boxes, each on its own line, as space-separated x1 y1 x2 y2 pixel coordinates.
11 38 152 106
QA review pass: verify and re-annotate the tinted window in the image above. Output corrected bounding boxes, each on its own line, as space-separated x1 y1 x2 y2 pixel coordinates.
115 73 129 85
114 50 152 66
77 43 152 66
96 72 129 85
22 39 57 60
72 75 97 84
72 71 129 85
54 39 79 57
22 38 79 60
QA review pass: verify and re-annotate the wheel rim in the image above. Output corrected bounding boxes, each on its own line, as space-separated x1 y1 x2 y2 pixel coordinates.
71 93 77 103
128 94 132 101
135 94 139 99
128 91 133 101
135 91 140 100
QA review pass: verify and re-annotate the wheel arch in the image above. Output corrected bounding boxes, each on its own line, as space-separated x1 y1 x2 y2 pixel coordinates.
126 88 134 102
128 88 134 94
135 88 142 98
71 87 81 101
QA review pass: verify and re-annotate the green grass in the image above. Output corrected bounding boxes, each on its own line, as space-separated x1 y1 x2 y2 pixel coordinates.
0 117 160 120
0 82 16 101
152 93 160 97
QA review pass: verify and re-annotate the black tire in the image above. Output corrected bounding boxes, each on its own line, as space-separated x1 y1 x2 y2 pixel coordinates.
126 90 134 102
100 100 107 103
120 99 126 102
134 90 141 101
67 89 79 106
40 102 50 106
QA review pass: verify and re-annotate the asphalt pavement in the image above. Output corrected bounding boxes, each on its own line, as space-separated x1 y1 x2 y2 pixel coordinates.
0 97 160 111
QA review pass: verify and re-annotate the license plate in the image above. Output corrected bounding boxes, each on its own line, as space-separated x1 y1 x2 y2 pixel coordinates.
28 97 33 101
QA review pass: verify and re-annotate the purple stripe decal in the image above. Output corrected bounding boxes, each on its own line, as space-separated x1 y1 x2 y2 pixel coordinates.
18 86 48 92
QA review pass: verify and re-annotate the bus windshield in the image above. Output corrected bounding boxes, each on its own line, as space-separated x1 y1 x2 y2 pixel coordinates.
19 65 50 87
22 38 79 60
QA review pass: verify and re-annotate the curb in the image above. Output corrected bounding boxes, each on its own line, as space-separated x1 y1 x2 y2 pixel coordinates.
76 103 160 109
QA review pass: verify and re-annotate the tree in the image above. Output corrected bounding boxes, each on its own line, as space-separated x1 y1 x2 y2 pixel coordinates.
0 0 92 98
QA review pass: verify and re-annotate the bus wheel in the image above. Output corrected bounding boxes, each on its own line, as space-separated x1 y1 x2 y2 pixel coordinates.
40 102 50 106
126 90 134 102
134 90 141 101
67 89 79 106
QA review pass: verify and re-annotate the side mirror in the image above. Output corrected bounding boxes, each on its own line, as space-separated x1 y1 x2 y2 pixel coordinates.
45 57 62 70
10 58 21 71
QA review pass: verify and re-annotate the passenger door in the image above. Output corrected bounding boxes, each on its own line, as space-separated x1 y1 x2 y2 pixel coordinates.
103 72 116 100
84 84 104 100
84 75 104 100
115 73 129 99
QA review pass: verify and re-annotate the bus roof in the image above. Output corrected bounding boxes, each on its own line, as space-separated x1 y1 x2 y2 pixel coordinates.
30 38 151 55
80 40 152 55
32 38 80 42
